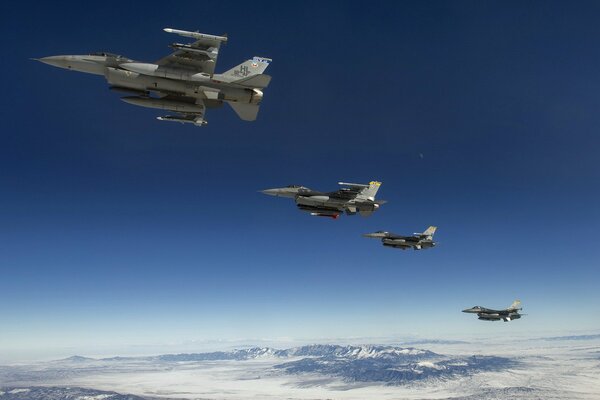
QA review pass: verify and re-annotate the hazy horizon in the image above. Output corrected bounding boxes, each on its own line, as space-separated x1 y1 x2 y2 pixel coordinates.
3 329 600 363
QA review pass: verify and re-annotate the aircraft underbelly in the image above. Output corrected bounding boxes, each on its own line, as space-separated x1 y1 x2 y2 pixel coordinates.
296 196 339 208
105 67 252 102
478 314 501 320
383 238 405 244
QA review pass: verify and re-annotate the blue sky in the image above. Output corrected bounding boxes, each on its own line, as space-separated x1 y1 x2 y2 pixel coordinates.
1 1 599 360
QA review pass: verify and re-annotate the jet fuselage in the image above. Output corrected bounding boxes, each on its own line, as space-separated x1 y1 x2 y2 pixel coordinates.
261 182 384 218
462 305 522 322
38 55 261 108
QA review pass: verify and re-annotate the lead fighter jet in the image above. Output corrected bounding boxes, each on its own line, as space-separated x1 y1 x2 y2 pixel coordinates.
34 28 272 126
261 181 385 219
363 226 437 250
462 300 523 322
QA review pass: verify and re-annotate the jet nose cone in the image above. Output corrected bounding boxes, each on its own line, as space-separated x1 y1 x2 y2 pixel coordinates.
261 189 280 196
35 55 107 75
363 231 387 238
36 56 70 68
462 307 477 313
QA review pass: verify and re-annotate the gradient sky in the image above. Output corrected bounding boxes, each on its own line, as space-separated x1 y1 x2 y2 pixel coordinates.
1 1 599 361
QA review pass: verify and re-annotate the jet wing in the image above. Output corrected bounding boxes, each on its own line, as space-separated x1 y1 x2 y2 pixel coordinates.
381 233 417 241
327 182 373 199
327 187 363 200
384 242 414 250
382 232 405 239
157 28 228 76
480 308 502 314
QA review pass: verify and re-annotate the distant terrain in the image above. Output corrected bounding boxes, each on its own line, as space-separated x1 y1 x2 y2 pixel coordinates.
1 337 599 400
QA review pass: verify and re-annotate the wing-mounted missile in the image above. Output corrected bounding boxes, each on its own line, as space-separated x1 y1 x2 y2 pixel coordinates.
163 28 228 44
338 182 370 188
363 231 390 238
157 115 207 126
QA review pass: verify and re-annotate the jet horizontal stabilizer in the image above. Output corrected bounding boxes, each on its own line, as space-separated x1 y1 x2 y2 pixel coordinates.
228 102 260 121
232 74 272 88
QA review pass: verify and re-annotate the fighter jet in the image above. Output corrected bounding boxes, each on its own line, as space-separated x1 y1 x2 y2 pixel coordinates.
261 181 385 219
462 300 523 322
363 226 437 250
34 28 272 126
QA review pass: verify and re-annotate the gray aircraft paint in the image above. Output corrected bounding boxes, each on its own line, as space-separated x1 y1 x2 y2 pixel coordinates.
34 28 272 126
462 300 523 322
363 226 437 250
261 181 385 219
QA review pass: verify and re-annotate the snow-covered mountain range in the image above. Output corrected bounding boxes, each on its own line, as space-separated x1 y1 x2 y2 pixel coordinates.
0 387 145 400
151 344 436 363
46 344 515 384
2 339 599 399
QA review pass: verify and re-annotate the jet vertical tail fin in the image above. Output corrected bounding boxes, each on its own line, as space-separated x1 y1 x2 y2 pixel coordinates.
222 57 271 81
359 181 382 201
338 181 382 202
422 226 437 237
508 299 522 310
